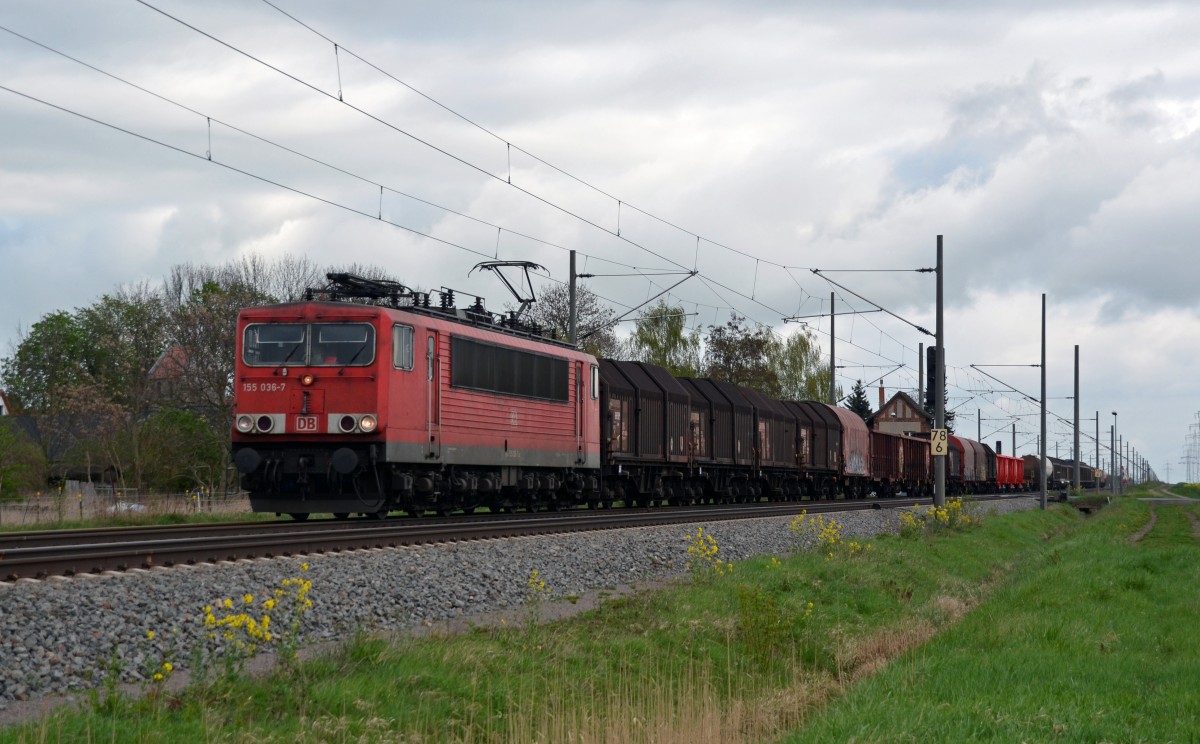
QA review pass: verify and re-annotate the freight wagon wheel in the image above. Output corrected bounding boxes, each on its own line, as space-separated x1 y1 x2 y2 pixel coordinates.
333 513 350 520
288 513 309 522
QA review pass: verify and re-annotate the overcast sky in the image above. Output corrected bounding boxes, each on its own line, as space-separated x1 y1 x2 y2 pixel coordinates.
2 0 1198 479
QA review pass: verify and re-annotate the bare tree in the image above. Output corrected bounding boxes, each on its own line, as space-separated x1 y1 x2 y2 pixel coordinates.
523 282 621 358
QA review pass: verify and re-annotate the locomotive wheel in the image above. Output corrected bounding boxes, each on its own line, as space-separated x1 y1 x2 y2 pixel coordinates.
288 513 309 522
333 512 350 520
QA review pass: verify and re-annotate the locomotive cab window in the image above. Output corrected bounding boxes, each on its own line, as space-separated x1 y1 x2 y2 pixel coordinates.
312 323 375 366
243 323 307 366
392 324 414 370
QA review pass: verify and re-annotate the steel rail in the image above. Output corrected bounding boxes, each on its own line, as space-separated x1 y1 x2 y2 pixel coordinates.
0 494 1029 582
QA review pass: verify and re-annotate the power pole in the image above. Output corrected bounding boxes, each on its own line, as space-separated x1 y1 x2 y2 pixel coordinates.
1118 435 1124 493
934 237 946 508
829 292 836 405
1111 414 1117 496
1073 345 1080 489
1039 293 1047 509
568 250 578 346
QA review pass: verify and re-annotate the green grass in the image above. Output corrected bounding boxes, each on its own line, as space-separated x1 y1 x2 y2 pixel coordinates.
783 491 1200 742
20 492 1200 742
1167 482 1200 499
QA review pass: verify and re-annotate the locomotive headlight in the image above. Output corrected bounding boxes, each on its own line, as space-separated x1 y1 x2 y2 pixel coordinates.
256 415 275 433
300 373 316 386
359 414 378 433
338 415 357 433
236 415 254 433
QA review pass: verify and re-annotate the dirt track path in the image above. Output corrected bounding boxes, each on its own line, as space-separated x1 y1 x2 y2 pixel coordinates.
1128 506 1157 544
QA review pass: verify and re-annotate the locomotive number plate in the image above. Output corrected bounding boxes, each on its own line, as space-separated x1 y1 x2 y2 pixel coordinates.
294 415 319 433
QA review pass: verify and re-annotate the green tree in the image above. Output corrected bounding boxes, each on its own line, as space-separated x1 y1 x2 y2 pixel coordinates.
845 380 873 421
0 419 47 499
702 314 779 393
628 300 701 376
769 327 830 400
140 408 226 491
0 311 94 413
75 286 171 489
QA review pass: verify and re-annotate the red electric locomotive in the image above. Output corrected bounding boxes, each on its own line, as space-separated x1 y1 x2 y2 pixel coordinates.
232 274 601 519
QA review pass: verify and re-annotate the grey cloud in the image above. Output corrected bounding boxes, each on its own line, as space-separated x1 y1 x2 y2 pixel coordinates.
891 66 1067 192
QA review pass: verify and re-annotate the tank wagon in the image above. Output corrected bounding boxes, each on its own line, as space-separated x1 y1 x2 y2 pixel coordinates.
1022 455 1104 491
233 273 1082 519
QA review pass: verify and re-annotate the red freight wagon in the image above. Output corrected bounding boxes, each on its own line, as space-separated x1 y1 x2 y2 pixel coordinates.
948 436 991 494
870 430 931 497
996 453 1024 491
233 282 601 519
823 404 872 491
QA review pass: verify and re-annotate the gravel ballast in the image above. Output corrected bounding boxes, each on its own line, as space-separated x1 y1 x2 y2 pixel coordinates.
0 498 1039 716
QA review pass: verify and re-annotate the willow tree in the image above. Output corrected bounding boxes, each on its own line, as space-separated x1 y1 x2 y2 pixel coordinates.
628 300 701 376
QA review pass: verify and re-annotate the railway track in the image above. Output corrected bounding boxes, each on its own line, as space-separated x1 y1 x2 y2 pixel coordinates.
0 494 1028 582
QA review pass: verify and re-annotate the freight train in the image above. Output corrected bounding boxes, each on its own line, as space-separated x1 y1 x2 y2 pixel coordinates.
232 274 1061 519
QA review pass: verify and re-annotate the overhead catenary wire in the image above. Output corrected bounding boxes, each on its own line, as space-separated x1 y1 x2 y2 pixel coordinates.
6 5 939 383
133 0 700 278
247 0 950 344
0 23 672 281
132 1 877 336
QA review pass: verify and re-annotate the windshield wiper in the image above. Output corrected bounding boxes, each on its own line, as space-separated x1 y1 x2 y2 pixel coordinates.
341 342 370 367
281 340 306 365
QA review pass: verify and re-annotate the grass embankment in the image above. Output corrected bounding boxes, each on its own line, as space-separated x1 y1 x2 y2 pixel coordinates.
787 491 1200 742
1167 482 1200 499
16 495 1195 743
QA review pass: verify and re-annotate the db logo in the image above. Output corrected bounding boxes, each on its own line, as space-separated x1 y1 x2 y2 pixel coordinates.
295 416 319 433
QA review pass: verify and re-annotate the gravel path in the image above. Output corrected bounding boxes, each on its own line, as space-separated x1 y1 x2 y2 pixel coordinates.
0 497 1039 727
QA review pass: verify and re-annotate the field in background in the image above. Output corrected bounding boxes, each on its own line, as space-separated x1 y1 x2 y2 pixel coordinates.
0 485 252 529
